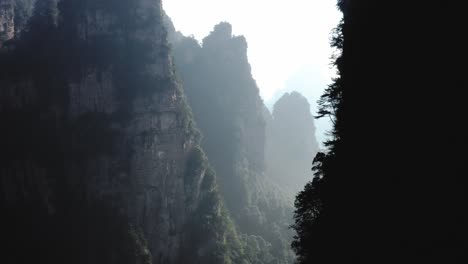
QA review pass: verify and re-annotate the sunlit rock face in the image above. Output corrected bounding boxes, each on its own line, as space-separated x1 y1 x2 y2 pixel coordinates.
0 1 217 263
0 0 36 47
170 22 297 263
0 0 15 45
172 21 270 215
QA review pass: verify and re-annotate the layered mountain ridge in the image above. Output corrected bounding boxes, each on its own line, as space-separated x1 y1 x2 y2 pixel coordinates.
169 18 320 263
1 1 321 263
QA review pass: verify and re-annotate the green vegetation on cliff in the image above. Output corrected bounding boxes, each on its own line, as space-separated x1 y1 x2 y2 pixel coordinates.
1 1 249 263
171 21 295 264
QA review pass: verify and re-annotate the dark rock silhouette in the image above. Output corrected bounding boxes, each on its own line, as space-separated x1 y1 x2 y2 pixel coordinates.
292 1 467 264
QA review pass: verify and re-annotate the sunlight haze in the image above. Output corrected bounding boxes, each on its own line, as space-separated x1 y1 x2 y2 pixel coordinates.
163 0 341 146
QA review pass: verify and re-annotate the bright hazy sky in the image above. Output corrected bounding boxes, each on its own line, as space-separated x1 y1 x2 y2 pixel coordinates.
163 0 342 146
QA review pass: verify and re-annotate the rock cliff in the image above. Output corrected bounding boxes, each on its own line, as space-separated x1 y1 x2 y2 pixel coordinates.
1 1 242 263
0 0 16 45
0 0 36 46
265 91 319 196
171 22 295 264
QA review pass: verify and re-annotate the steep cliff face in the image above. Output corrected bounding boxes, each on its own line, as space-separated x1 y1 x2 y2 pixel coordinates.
173 22 267 210
1 1 240 263
0 0 16 44
0 0 36 46
171 22 295 264
265 92 319 196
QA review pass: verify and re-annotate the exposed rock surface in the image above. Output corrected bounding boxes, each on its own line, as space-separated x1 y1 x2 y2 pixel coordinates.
265 91 319 196
1 1 231 263
171 22 295 263
0 0 16 44
0 0 36 47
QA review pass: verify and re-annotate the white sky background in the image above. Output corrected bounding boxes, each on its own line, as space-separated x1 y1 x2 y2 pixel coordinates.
163 0 342 147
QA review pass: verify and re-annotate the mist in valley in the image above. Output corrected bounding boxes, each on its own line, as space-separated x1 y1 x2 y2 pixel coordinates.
1 1 465 264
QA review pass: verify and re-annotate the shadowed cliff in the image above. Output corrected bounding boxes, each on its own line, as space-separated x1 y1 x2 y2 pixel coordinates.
0 1 248 263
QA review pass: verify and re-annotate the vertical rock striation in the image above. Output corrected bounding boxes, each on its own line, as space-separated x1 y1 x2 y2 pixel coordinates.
1 1 236 263
0 0 16 45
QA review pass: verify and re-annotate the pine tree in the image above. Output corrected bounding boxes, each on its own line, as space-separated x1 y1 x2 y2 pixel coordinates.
291 9 344 264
